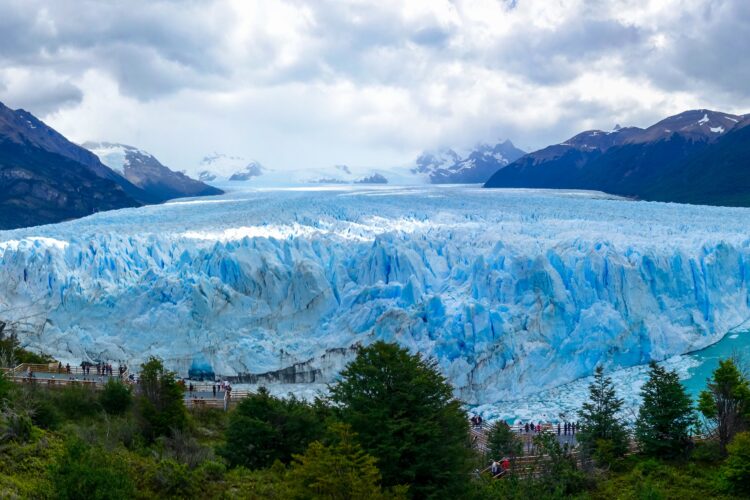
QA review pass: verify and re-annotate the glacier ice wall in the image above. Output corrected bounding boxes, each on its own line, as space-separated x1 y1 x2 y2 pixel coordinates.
1 186 750 404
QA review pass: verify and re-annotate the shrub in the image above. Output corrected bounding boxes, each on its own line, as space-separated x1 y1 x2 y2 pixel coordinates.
721 431 750 495
287 423 405 499
99 379 133 415
135 357 187 441
49 438 135 499
55 383 99 420
219 387 329 469
30 396 62 430
146 459 197 499
486 421 523 460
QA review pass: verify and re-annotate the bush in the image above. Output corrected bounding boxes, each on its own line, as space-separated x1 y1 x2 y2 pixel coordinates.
99 379 133 415
721 432 750 495
55 383 99 420
146 459 197 499
0 410 32 443
219 387 329 469
49 438 135 499
158 427 213 468
486 421 523 460
0 371 13 401
30 397 62 430
287 423 404 499
135 357 187 441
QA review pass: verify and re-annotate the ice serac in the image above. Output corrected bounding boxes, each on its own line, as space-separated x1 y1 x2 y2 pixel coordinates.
1 187 749 405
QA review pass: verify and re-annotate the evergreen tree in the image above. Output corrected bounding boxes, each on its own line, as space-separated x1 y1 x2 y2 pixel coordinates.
635 362 694 457
136 357 187 441
577 365 629 465
329 341 472 499
486 421 522 460
287 423 407 499
698 358 750 452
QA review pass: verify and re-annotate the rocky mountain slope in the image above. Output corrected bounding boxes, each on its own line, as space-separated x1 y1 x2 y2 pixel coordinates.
84 142 223 201
485 110 750 206
415 140 526 183
0 101 145 229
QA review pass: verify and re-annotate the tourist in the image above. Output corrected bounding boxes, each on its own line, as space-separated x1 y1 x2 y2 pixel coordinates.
490 460 499 476
524 422 529 433
557 422 561 435
212 384 217 397
65 363 70 374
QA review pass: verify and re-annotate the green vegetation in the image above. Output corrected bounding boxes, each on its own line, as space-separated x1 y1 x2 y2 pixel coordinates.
218 386 329 469
577 365 629 466
635 361 695 458
136 356 188 441
330 341 472 498
698 358 750 452
1 341 750 499
486 420 523 460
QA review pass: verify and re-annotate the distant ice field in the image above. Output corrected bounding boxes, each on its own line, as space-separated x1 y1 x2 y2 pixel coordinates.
2 185 750 418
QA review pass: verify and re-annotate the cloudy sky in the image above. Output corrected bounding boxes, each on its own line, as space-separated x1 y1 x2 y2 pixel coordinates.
1 0 748 171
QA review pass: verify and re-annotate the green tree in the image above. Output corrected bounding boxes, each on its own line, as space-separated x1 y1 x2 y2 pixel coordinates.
577 365 629 465
532 431 587 497
99 379 133 415
486 421 522 460
136 357 187 440
287 424 405 499
49 438 135 499
219 387 329 469
698 358 750 452
0 370 13 401
635 362 695 458
721 431 750 496
329 341 472 499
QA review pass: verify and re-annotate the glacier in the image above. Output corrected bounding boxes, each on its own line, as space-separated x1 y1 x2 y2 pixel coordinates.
2 185 750 408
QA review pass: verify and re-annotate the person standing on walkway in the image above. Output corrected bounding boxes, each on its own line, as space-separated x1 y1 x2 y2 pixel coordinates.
223 384 232 411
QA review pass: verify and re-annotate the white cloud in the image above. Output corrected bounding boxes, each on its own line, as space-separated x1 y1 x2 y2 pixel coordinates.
0 0 748 171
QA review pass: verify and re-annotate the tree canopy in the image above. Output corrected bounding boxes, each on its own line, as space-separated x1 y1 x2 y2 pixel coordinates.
329 341 472 499
635 362 695 457
577 365 629 464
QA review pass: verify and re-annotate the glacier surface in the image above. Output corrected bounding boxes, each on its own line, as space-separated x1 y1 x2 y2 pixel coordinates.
2 185 750 407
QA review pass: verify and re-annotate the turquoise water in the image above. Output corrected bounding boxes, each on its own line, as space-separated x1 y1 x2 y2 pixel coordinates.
681 330 750 398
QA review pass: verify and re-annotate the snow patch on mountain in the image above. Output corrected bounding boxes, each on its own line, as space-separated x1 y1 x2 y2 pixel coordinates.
413 141 526 183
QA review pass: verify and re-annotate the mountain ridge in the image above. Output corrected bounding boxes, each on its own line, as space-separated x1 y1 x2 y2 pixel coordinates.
484 109 750 206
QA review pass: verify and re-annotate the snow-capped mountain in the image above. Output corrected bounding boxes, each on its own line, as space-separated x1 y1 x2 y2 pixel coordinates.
3 186 749 407
195 153 404 186
229 161 265 181
194 153 259 182
485 109 750 206
84 142 223 201
0 101 145 229
414 140 526 183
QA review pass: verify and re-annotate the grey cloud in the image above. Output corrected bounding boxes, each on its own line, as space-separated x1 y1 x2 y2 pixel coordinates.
0 78 83 115
642 0 750 99
0 0 231 100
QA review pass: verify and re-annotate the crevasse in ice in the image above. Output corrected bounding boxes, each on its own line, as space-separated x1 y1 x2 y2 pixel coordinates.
1 185 749 404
